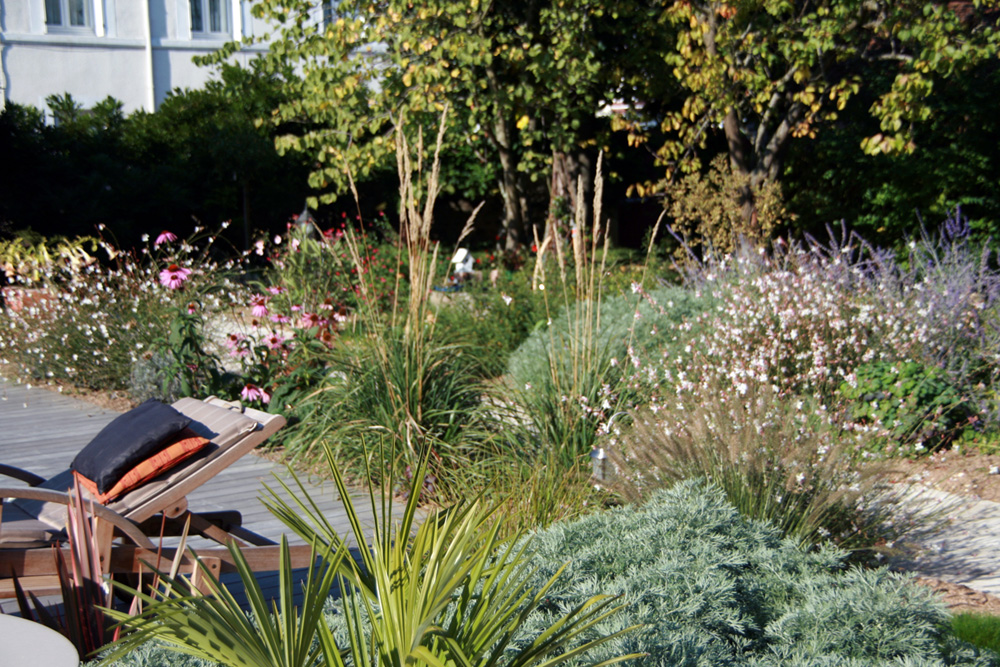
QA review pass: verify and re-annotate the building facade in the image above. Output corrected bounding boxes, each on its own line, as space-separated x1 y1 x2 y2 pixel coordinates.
0 0 272 116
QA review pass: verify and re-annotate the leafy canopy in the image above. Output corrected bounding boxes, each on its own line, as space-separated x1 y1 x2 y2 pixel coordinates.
625 0 1000 193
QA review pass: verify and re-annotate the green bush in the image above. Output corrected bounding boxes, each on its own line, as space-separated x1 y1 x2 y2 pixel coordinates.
840 361 975 456
432 270 546 378
507 285 711 391
518 480 998 667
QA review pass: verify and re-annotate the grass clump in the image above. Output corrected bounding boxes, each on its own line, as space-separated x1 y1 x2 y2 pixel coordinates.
952 613 1000 657
608 383 915 556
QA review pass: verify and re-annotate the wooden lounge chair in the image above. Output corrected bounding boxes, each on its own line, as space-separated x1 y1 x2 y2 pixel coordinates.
0 396 312 599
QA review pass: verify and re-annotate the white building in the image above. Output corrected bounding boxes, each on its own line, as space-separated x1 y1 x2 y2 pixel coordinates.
0 1 273 116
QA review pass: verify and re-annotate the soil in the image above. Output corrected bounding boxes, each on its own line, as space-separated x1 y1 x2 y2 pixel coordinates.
34 380 138 413
24 382 1000 616
915 577 1000 616
888 449 1000 615
892 449 1000 504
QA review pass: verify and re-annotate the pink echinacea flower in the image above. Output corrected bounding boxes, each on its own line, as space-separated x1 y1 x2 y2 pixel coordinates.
265 333 286 350
155 230 178 246
159 264 192 289
250 294 269 317
241 383 270 404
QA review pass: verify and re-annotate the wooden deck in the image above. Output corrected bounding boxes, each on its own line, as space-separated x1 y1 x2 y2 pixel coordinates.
0 380 400 613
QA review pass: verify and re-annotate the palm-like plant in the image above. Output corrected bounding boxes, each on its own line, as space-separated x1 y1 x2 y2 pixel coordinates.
100 535 348 667
98 445 638 667
264 443 639 667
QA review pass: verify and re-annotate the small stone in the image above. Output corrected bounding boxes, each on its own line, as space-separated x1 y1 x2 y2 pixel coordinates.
988 465 999 475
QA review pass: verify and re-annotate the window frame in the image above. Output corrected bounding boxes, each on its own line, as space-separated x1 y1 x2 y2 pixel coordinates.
189 0 231 37
44 0 94 34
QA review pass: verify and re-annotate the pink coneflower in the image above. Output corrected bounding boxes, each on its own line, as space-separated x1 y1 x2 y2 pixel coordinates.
240 383 270 404
154 230 177 246
187 302 198 314
225 333 249 358
265 333 286 350
298 312 322 328
250 294 269 317
267 286 286 295
269 314 290 324
159 264 191 289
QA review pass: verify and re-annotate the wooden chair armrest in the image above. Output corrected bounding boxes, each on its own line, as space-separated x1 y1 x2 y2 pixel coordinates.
0 487 156 550
0 463 45 486
0 464 45 487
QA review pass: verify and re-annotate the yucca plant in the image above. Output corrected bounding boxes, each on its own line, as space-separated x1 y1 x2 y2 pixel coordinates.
100 535 347 667
97 445 637 667
262 443 640 667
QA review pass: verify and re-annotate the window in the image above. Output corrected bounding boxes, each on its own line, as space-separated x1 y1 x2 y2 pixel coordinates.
190 0 229 35
45 0 92 30
322 0 335 26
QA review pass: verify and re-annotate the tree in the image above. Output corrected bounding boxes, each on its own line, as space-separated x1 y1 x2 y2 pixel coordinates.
130 61 311 246
241 0 622 248
783 57 1000 246
0 66 310 246
625 0 1000 235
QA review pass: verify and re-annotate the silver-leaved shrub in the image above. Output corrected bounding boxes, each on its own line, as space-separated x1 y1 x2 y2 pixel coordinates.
517 480 997 667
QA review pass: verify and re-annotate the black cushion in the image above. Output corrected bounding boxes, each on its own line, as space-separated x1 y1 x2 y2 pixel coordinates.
70 399 191 493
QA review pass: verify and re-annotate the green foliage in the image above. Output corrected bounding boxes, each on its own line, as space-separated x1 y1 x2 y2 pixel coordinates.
150 308 229 401
508 285 710 391
952 613 1000 657
235 0 622 245
615 0 1000 242
785 60 1000 246
264 447 637 667
840 361 976 455
432 272 546 378
0 63 309 244
520 480 998 667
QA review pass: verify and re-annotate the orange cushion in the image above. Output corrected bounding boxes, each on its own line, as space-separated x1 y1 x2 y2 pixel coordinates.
73 428 210 504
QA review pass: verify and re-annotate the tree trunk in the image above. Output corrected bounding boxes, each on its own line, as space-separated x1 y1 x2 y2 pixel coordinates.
496 139 525 251
484 60 527 251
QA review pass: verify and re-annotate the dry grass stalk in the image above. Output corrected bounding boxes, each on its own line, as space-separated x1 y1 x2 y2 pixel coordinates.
607 383 933 554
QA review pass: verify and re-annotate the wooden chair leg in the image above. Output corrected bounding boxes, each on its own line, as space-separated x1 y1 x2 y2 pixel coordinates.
190 556 222 595
93 516 116 577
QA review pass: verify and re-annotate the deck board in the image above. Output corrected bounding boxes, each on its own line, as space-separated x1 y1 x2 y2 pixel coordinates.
0 380 405 613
